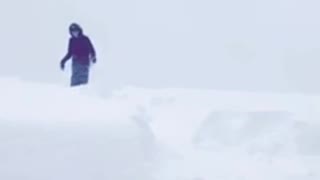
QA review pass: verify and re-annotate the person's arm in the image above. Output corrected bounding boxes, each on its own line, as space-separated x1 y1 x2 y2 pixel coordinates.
60 39 72 69
87 37 96 63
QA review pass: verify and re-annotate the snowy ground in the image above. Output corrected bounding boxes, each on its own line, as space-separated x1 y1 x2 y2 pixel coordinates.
1 78 320 180
118 87 320 180
0 78 157 180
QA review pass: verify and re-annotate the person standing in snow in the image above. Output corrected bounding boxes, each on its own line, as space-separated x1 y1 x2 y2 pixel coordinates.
60 23 97 87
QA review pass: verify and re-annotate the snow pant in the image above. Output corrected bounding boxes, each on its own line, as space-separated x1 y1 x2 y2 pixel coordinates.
71 61 90 87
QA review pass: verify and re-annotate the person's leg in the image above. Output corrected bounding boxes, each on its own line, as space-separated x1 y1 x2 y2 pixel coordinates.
71 62 89 87
79 64 89 85
71 63 78 87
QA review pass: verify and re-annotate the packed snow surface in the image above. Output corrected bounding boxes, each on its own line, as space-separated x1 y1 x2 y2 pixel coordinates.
1 78 320 180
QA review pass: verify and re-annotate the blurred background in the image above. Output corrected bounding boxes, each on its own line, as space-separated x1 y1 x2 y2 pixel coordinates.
1 0 320 93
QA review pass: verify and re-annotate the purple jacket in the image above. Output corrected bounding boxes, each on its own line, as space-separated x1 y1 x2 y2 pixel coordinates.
62 35 96 65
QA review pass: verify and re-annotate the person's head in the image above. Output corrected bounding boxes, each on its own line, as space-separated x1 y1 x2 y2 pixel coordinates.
69 23 83 38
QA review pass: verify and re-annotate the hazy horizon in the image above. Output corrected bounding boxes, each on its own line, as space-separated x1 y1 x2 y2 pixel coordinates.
1 0 320 93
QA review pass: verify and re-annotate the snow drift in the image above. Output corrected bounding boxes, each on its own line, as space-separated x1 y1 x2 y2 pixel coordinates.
0 78 157 180
1 78 320 180
115 87 320 180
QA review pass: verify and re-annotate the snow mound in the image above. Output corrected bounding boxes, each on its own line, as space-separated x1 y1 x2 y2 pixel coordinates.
1 80 320 180
114 87 320 180
0 78 157 180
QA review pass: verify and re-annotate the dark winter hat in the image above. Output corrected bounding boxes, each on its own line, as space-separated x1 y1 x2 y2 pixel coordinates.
69 23 82 32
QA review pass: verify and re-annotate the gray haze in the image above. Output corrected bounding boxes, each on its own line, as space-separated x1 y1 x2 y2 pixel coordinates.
1 0 320 92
